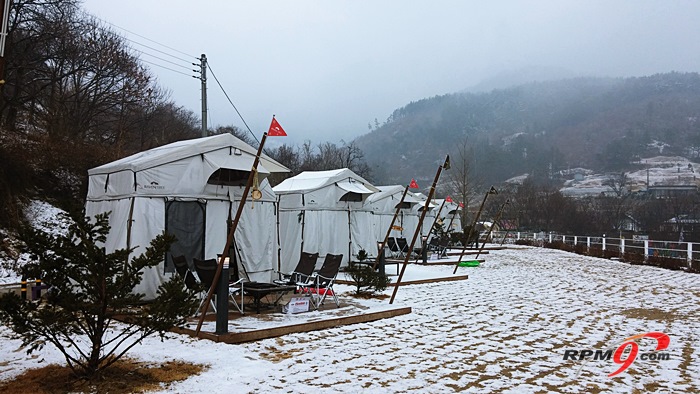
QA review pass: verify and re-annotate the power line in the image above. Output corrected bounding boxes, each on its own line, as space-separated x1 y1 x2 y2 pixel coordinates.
140 59 194 78
135 50 195 72
88 14 199 79
207 62 261 145
127 38 195 65
94 16 198 60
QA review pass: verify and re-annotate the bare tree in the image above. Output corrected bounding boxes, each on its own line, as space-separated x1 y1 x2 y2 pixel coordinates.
445 138 482 230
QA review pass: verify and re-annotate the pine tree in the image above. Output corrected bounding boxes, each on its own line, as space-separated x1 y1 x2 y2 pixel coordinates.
0 212 198 378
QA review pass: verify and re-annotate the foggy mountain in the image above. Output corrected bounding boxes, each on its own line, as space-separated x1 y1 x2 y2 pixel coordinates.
355 72 700 187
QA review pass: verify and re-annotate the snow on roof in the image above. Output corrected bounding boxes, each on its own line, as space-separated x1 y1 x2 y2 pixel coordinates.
366 185 422 204
88 134 289 175
273 168 379 194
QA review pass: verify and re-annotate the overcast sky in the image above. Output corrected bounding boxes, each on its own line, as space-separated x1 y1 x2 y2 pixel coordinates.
81 0 700 144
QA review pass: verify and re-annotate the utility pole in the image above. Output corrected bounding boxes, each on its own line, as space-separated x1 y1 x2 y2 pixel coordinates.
199 54 207 136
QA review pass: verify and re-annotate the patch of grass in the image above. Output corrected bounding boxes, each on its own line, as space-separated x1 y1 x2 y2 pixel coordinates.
0 358 206 394
619 307 677 321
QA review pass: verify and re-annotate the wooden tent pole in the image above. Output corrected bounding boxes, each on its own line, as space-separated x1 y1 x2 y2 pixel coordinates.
390 156 449 304
453 186 497 274
426 200 446 242
446 204 458 234
474 199 510 259
372 185 409 270
195 132 268 334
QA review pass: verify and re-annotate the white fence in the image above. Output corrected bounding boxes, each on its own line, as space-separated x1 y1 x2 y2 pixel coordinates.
490 231 699 266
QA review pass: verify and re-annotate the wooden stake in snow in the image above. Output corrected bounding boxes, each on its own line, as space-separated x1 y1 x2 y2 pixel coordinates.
453 186 497 274
195 132 268 335
373 185 410 271
389 155 449 304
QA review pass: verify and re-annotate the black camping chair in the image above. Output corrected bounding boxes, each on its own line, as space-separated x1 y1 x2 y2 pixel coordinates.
387 237 401 258
274 251 319 286
396 237 410 258
193 258 244 315
172 255 217 316
172 255 198 291
298 253 343 309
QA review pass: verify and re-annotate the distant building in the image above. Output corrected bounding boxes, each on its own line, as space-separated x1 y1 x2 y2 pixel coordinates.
647 185 698 199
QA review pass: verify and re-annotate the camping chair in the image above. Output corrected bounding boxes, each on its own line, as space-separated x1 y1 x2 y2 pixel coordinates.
193 258 245 315
299 253 343 310
274 251 319 286
396 237 410 258
387 237 401 258
172 255 217 316
427 237 449 258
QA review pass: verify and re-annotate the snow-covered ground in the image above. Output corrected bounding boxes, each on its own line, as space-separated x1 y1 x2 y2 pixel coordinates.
2 246 698 393
0 200 70 284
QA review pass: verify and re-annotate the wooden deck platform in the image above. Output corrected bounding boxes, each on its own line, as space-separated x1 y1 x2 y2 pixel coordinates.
174 306 412 344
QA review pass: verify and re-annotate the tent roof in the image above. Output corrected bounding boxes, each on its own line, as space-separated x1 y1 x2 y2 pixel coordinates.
366 185 422 204
412 193 437 210
88 134 289 175
274 168 379 194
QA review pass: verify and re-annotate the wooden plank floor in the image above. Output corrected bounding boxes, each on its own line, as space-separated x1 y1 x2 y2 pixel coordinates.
174 306 412 344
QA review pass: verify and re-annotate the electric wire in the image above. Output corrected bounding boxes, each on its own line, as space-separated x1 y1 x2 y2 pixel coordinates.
127 38 195 65
89 14 198 79
207 62 261 145
95 16 198 60
140 59 194 78
136 50 195 72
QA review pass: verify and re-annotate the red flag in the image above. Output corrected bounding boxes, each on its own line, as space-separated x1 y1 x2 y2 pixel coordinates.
459 202 464 208
446 195 453 203
409 179 419 189
268 116 287 136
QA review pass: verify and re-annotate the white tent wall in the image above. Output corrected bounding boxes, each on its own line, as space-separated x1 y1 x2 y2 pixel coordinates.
349 210 376 259
229 200 277 282
277 210 304 275
129 198 167 299
85 199 131 254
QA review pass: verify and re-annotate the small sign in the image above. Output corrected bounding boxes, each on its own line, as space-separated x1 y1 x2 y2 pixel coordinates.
283 297 310 314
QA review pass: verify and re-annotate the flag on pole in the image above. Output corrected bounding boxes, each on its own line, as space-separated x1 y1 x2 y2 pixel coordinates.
459 202 465 208
409 179 419 189
446 195 453 203
268 116 287 136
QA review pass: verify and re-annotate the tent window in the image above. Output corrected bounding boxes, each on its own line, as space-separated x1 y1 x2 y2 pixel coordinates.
395 202 412 209
340 192 363 202
207 168 249 186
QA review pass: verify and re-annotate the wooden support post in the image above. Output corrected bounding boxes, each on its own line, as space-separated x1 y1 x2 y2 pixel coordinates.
373 185 409 270
453 186 497 274
474 199 509 260
390 155 449 304
196 132 268 335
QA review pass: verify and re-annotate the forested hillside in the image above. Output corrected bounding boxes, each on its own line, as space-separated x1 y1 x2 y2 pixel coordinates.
356 73 700 186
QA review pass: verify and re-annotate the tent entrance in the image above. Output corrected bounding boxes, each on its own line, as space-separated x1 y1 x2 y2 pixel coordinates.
165 201 206 273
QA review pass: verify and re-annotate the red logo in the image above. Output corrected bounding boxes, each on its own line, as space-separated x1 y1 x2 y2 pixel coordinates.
608 332 670 377
564 331 671 377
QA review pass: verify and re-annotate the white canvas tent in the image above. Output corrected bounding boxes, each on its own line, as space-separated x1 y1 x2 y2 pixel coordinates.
408 193 438 241
85 133 289 300
274 169 379 272
363 185 422 246
432 199 463 234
